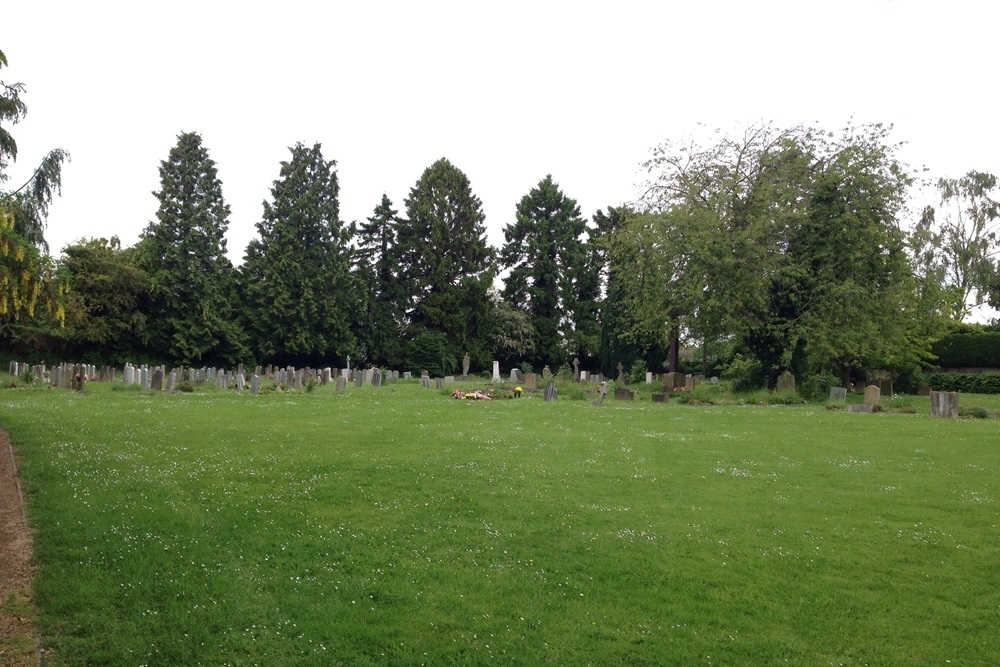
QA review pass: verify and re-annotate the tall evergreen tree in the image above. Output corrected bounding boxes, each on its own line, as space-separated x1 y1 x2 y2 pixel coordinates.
500 174 589 368
241 142 355 366
353 194 403 366
139 131 243 366
398 158 494 370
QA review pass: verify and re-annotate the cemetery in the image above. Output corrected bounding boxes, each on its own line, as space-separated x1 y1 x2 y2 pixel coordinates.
2 363 999 666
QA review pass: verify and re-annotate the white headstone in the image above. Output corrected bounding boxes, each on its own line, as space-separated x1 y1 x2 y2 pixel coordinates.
492 361 500 382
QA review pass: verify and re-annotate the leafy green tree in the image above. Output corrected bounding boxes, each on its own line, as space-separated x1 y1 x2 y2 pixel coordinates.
140 132 244 366
398 158 495 369
0 48 69 341
487 289 536 368
628 122 928 392
930 170 1000 318
61 237 150 362
352 194 404 366
241 142 356 366
500 175 590 367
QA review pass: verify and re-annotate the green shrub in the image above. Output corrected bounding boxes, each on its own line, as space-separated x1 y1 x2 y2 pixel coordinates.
931 332 1000 368
960 406 989 419
177 380 195 393
628 359 648 385
927 373 1000 394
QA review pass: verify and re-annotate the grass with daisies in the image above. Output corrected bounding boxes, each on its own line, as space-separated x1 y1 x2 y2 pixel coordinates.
2 377 999 666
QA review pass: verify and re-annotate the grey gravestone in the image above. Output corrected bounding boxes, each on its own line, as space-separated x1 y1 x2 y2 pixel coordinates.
492 361 501 382
251 375 260 395
510 368 519 382
403 371 412 380
435 377 444 390
335 376 346 393
829 387 848 402
710 376 719 385
572 357 580 381
420 371 430 388
614 387 634 400
592 382 609 407
580 370 588 382
776 370 795 392
616 362 625 383
513 369 524 383
373 370 383 388
685 374 695 391
167 371 177 392
524 373 538 390
864 385 881 407
645 372 653 385
140 367 148 388
930 390 959 417
236 374 246 391
651 392 667 403
542 365 551 379
355 372 363 388
663 372 683 390
544 382 557 402
443 375 454 384
848 404 873 413
321 368 331 385
364 369 374 385
151 368 163 391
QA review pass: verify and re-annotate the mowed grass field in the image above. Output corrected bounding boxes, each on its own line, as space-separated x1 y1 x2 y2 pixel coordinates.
2 380 999 666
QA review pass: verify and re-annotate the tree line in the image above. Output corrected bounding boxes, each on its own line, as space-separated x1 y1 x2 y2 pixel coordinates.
3 49 999 393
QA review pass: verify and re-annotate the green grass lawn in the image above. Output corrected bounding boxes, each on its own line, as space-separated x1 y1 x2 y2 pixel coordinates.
2 380 999 666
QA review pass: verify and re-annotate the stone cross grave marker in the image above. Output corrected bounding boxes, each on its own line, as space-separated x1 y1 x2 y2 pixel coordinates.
572 358 580 381
616 362 625 383
592 382 609 407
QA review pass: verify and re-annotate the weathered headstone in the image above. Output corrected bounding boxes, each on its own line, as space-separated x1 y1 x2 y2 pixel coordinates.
828 387 848 402
443 375 454 384
513 369 524 383
685 374 695 391
614 387 634 400
510 368 519 382
663 372 683 390
524 373 537 390
651 392 667 403
848 403 873 413
645 372 653 385
572 357 580 382
864 385 881 407
616 362 625 383
364 369 374 385
167 371 177 392
236 374 246 391
710 376 719 385
321 368 331 385
492 361 501 382
151 368 163 391
355 372 363 388
435 377 444 390
929 390 959 417
776 370 795 392
420 371 430 388
591 382 608 407
251 374 260 395
544 382 557 402
580 370 588 382
373 369 383 388
403 371 412 380
335 376 346 393
542 365 551 379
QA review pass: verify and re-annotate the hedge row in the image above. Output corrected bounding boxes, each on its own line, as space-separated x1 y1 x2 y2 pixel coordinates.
926 373 1000 394
931 332 1000 368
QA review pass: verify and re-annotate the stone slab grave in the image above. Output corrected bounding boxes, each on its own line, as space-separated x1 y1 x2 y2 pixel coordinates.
435 377 444 390
847 403 873 413
614 387 634 400
336 376 346 393
685 374 695 391
421 371 431 388
544 382 557 402
524 373 538 390
828 387 848 402
492 361 501 382
651 392 667 403
373 370 383 388
251 374 260 394
929 390 959 417
443 375 454 384
645 372 653 385
591 382 609 407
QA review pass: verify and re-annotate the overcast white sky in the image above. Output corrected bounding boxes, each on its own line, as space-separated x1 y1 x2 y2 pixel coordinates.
4 0 998 276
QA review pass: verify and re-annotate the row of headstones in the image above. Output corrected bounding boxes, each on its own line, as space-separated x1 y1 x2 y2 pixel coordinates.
827 384 960 417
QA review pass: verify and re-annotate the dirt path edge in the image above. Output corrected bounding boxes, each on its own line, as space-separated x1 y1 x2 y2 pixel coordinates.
0 429 41 667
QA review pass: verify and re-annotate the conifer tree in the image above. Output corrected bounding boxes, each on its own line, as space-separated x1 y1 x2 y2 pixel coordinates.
241 142 355 366
500 174 590 367
353 194 403 366
141 131 244 366
398 158 495 370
